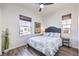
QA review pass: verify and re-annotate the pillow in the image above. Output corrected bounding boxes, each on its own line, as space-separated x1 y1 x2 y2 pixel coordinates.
43 32 50 36
49 32 54 37
49 33 60 38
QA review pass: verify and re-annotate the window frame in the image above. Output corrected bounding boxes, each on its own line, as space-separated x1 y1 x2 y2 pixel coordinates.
61 14 72 34
19 15 32 36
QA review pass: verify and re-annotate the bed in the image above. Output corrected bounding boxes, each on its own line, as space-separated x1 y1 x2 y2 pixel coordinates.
27 26 62 56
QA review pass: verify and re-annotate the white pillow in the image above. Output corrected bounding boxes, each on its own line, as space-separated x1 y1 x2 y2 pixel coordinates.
49 32 54 37
49 33 60 38
43 32 50 36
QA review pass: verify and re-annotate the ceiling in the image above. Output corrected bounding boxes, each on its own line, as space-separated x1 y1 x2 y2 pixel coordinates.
0 3 77 16
20 3 77 16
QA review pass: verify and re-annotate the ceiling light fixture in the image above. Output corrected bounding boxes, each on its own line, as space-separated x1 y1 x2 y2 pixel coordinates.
40 4 44 8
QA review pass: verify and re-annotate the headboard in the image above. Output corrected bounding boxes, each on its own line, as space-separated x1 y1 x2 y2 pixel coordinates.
45 26 61 33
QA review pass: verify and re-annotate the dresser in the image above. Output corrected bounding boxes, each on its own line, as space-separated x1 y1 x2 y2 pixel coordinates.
62 38 70 47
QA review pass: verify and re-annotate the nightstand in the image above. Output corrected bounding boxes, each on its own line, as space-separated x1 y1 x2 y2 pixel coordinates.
62 38 70 47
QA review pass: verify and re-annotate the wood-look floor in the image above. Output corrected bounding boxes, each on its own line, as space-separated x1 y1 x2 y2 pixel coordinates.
1 45 79 56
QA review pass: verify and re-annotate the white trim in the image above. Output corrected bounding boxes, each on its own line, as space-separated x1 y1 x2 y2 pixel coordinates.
0 51 2 55
0 33 2 55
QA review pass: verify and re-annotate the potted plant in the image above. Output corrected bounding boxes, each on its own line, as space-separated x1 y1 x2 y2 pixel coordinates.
2 28 9 53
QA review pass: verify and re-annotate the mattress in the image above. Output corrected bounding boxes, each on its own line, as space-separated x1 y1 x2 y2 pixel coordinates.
27 36 62 56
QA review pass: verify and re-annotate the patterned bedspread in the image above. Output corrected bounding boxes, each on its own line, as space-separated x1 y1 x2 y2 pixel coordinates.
27 36 62 56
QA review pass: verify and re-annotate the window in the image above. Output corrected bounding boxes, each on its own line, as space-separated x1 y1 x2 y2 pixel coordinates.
19 15 32 36
62 14 72 37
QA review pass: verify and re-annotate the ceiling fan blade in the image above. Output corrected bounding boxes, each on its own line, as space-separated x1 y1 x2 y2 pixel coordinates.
43 3 53 5
39 8 42 12
38 3 54 12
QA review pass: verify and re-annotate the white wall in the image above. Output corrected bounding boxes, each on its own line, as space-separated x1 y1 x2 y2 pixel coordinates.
0 9 1 54
78 4 79 50
0 8 2 55
1 4 43 50
43 4 78 49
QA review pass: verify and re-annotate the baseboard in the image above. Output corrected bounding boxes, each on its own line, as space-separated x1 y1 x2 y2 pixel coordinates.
8 44 27 51
0 44 26 56
69 45 78 50
69 46 78 51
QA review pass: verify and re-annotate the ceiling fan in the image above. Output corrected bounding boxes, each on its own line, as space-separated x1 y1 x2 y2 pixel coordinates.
38 3 53 12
